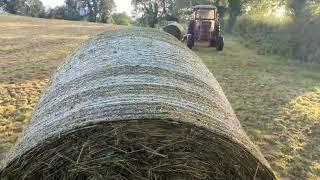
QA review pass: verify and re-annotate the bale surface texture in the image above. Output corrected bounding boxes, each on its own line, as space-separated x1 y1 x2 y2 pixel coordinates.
1 28 275 179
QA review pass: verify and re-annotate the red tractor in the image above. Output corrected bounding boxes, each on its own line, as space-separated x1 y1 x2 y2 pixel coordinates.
186 5 224 51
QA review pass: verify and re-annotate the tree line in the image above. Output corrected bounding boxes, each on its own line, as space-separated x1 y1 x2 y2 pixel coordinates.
0 0 113 22
1 0 45 17
236 0 320 63
0 0 131 25
131 0 240 30
1 0 319 62
0 0 268 32
1 0 319 28
0 0 243 29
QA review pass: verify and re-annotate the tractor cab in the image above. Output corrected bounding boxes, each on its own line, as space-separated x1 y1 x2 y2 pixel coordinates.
193 5 217 21
186 5 224 51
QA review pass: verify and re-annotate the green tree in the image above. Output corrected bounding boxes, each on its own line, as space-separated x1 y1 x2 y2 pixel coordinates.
20 0 44 17
290 0 307 14
1 0 44 17
286 0 320 19
0 0 7 11
308 0 320 15
241 0 288 17
81 0 115 22
107 15 115 23
64 0 81 20
111 12 131 25
1 0 23 14
132 0 230 27
0 0 3 8
132 0 177 27
226 0 240 32
48 6 66 19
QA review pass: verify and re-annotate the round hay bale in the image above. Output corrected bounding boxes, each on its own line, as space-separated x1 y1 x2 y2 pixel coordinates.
1 28 275 179
163 22 184 40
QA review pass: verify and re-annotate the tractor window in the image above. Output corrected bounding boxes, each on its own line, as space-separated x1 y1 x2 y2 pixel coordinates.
196 9 215 20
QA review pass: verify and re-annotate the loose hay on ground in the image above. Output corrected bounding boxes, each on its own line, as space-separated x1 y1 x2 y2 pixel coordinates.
1 28 275 179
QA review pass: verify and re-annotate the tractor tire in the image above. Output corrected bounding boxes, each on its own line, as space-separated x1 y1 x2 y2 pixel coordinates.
216 36 224 51
210 38 216 47
187 35 194 49
186 20 195 49
187 20 195 34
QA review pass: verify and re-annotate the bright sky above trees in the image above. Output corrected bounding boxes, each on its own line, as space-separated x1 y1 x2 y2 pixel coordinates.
40 0 133 15
115 0 133 15
40 0 64 8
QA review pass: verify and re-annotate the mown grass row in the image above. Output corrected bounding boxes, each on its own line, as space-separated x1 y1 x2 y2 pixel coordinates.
194 37 320 178
0 80 47 162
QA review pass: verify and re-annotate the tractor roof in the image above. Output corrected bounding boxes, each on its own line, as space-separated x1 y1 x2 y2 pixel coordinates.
194 5 217 10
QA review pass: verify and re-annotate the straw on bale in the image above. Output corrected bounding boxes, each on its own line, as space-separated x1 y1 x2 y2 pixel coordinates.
1 27 276 179
162 22 184 40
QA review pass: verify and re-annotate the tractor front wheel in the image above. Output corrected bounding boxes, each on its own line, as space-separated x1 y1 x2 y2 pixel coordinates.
216 35 224 51
187 35 194 49
210 38 216 47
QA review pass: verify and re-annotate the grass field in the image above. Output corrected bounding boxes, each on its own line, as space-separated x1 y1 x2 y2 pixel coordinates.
0 13 319 179
195 40 320 179
0 13 114 166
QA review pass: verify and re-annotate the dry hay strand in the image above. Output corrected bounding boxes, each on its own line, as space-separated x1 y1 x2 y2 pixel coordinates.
1 27 275 179
2 120 273 179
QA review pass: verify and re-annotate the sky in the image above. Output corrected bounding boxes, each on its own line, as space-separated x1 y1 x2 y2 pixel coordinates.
115 0 133 15
40 0 64 8
40 0 133 15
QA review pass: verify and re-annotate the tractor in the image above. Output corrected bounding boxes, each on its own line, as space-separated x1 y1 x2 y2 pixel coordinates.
186 5 224 51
